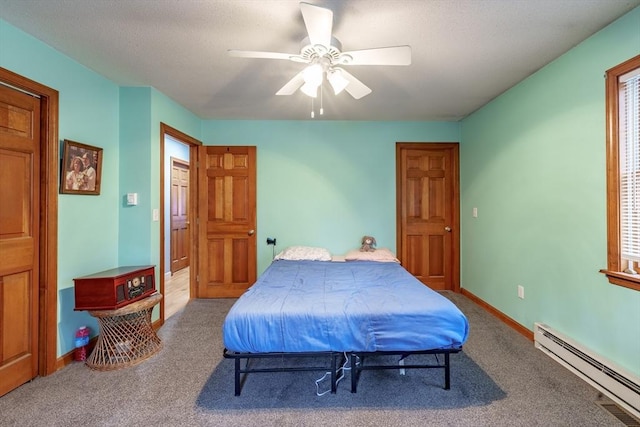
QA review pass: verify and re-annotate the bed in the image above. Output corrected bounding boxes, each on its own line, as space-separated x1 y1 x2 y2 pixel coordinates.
222 247 469 395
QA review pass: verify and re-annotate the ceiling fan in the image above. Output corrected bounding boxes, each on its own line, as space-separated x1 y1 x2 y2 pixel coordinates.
228 2 411 100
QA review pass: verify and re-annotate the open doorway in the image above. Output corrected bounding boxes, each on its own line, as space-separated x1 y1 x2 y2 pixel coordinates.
160 123 200 321
164 140 189 319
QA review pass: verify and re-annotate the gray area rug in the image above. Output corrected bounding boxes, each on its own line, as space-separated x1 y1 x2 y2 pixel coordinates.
0 293 621 426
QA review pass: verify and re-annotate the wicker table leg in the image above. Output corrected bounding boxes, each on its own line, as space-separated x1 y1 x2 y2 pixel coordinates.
86 294 162 371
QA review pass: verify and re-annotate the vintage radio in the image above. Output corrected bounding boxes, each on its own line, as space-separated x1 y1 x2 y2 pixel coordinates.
74 265 156 311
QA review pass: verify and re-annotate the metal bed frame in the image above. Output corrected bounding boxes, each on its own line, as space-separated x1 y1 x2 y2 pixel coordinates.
223 347 461 395
349 348 461 393
223 348 344 396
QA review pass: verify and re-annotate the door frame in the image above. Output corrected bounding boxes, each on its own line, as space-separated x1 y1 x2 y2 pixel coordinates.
0 67 59 376
159 123 201 323
395 142 460 292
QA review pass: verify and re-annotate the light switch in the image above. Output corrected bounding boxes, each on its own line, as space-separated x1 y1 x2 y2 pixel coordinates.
127 193 138 206
152 209 159 221
472 207 478 218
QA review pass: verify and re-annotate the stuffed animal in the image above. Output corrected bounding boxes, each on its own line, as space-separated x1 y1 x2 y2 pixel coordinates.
360 235 377 252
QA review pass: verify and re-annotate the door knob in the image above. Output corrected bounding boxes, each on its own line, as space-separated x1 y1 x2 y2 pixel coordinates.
444 226 452 232
248 229 255 236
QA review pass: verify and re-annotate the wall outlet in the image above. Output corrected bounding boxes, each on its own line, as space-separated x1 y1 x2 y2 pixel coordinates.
517 285 525 299
266 237 276 245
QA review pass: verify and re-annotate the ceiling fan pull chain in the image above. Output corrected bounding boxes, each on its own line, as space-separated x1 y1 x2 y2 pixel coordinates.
320 83 324 116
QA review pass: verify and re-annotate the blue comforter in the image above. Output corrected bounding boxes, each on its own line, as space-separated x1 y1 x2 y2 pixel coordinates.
223 260 469 353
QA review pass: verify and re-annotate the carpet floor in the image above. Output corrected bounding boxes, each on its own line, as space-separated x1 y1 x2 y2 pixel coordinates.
0 292 623 426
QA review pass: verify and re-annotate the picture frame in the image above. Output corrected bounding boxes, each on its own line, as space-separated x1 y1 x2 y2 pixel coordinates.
59 139 103 195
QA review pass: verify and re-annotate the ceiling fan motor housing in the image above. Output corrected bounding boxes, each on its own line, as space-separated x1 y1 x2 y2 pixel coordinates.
300 36 350 65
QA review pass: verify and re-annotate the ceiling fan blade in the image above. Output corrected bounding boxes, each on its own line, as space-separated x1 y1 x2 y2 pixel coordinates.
276 70 305 95
228 49 299 61
340 45 412 66
300 2 333 48
336 68 372 99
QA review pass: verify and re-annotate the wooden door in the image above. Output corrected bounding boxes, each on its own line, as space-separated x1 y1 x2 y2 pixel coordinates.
197 146 256 298
396 143 459 291
0 84 40 395
170 158 190 274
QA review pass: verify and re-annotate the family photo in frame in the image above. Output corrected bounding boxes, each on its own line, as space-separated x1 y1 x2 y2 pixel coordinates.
60 139 103 195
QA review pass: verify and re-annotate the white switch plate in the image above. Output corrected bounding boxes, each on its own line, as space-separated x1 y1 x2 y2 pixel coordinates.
518 285 525 299
152 208 160 221
472 207 478 218
126 193 138 206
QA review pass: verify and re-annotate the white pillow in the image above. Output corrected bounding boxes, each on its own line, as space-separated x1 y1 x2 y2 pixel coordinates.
274 246 332 261
344 247 399 263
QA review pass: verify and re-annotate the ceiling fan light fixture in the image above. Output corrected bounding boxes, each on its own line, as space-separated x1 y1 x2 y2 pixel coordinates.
327 68 349 95
300 81 319 98
303 63 323 86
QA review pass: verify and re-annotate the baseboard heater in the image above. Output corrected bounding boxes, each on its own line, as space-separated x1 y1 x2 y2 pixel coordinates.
534 323 640 419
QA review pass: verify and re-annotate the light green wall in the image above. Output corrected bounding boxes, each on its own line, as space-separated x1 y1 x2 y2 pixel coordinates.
118 87 201 269
460 7 640 375
0 19 201 356
148 89 202 272
1 5 638 378
1 19 120 354
201 120 459 274
118 88 201 321
119 87 153 265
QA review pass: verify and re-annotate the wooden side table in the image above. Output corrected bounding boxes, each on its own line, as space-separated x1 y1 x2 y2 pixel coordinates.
86 293 163 371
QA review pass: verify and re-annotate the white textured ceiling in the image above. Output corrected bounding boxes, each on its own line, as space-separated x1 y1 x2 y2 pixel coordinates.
1 0 638 121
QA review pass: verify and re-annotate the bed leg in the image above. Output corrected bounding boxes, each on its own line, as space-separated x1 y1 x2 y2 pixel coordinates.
444 352 450 390
350 353 358 393
331 354 337 394
234 357 242 396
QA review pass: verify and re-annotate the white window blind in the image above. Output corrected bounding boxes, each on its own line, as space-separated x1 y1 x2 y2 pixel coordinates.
619 68 640 262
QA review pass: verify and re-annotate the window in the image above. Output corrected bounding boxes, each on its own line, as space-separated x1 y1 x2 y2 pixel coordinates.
602 54 640 292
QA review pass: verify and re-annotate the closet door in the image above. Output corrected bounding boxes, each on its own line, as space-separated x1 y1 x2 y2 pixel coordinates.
396 143 459 291
196 146 256 298
0 84 40 396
